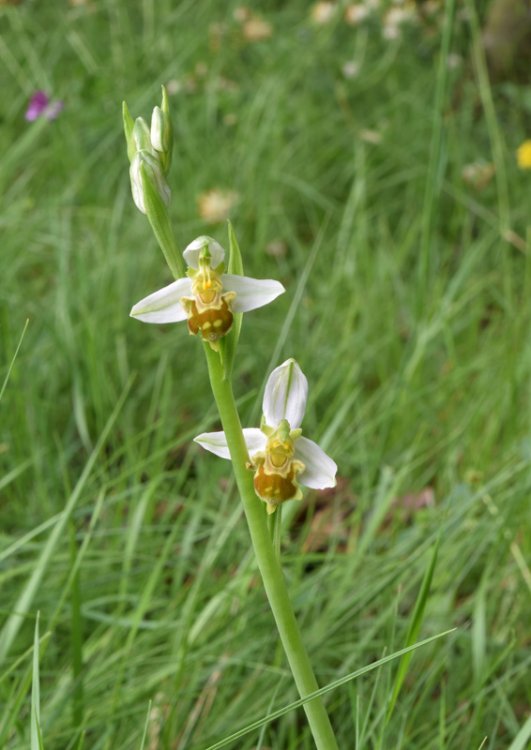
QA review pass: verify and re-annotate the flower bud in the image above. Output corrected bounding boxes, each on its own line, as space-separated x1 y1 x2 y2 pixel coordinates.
133 117 154 155
129 152 171 214
150 87 173 173
150 107 163 150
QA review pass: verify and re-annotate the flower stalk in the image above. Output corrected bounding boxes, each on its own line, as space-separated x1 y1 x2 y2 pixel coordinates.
203 345 339 750
124 91 338 748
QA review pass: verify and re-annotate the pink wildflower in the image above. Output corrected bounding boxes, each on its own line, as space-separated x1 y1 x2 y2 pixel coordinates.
25 91 64 122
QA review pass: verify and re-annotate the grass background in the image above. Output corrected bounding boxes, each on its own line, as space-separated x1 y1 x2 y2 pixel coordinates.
1 1 530 748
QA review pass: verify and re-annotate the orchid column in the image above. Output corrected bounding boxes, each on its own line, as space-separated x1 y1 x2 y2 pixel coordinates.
124 90 339 750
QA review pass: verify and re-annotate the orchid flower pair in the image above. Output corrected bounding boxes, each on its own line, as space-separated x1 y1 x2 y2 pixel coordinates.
199 358 337 514
131 236 337 512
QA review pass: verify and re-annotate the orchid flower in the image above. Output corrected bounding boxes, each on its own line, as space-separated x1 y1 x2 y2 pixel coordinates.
130 236 285 348
195 358 337 513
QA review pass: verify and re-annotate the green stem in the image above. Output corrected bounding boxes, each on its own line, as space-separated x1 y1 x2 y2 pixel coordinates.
204 346 339 750
139 164 184 279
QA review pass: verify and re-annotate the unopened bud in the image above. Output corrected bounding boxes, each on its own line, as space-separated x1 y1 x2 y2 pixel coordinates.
129 152 170 214
150 107 164 152
133 117 154 155
150 87 173 172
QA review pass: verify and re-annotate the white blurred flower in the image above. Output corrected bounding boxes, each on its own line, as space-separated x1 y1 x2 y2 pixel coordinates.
382 22 401 39
233 6 251 22
195 359 337 514
359 128 382 144
209 21 228 50
382 5 417 39
423 0 440 17
310 2 336 25
198 189 240 224
223 112 238 127
344 4 370 25
265 239 288 258
447 53 462 70
165 79 183 95
342 60 361 79
243 16 273 41
130 236 285 348
461 161 495 190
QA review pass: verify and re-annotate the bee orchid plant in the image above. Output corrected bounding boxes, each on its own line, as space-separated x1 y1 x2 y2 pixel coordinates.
123 88 339 750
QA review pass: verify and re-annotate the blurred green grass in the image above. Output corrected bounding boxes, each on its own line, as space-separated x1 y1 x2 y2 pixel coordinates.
0 1 530 748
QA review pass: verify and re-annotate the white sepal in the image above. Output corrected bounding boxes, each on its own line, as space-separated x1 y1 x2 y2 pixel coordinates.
183 236 225 269
222 275 285 313
130 277 192 323
295 436 337 489
194 431 231 459
242 428 267 457
194 428 266 460
263 359 308 429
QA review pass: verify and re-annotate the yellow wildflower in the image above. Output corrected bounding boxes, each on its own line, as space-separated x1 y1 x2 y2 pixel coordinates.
516 140 531 169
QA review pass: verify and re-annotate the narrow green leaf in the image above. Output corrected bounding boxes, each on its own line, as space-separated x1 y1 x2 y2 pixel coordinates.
472 567 488 688
160 85 173 171
507 715 531 750
161 84 170 117
204 628 455 750
0 380 132 663
31 613 44 750
138 701 153 750
0 318 29 403
222 221 244 378
227 220 244 276
386 539 439 721
122 101 136 162
70 523 84 729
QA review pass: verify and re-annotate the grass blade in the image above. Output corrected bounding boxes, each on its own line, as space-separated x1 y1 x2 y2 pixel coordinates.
386 540 439 721
204 628 455 750
0 379 132 663
30 613 44 750
507 715 531 750
0 318 29 403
